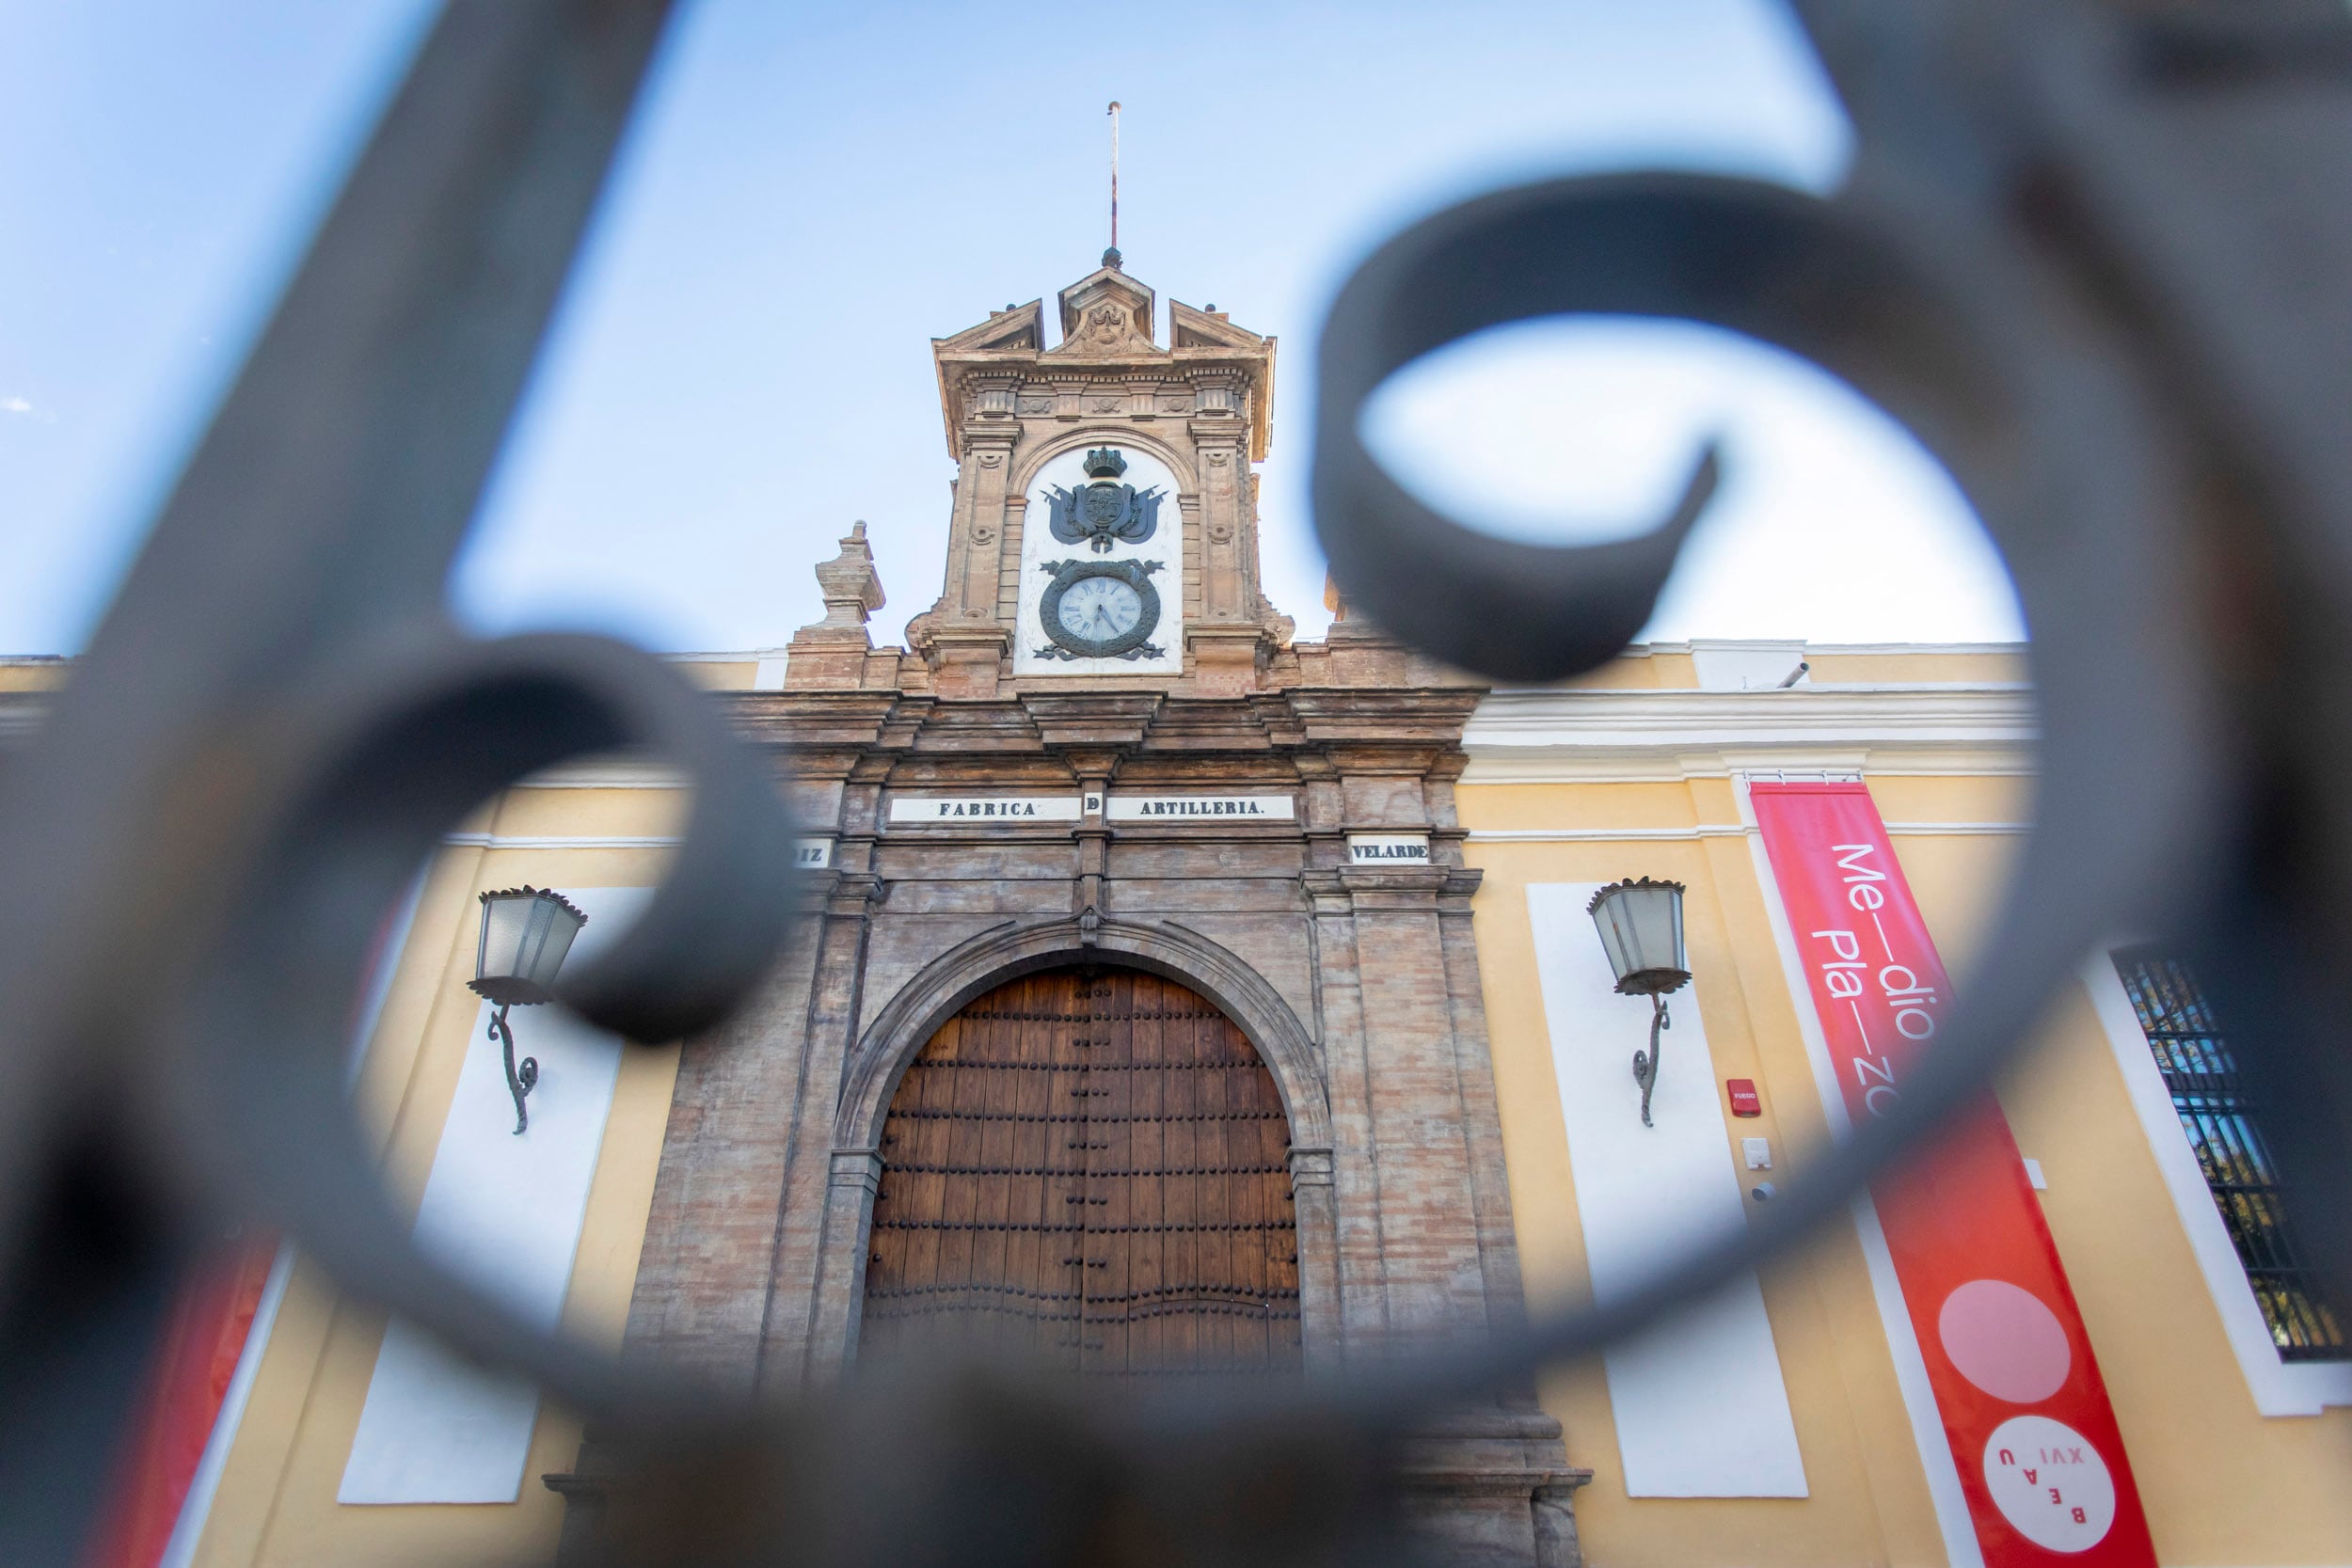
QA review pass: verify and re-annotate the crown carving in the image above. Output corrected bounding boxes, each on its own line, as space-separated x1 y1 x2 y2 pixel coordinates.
1081 449 1129 480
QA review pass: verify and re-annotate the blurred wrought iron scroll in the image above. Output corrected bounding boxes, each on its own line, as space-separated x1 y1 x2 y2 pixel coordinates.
4 0 2350 1562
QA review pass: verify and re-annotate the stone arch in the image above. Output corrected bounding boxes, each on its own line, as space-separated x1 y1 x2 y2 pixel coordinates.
835 913 1331 1151
808 913 1341 1373
1007 427 1200 498
859 966 1302 1376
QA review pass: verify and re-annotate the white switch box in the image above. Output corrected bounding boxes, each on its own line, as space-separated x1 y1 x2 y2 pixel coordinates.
1742 1137 1772 1171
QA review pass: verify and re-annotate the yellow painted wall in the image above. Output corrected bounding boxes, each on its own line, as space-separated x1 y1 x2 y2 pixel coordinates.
0 656 68 691
191 784 691 1568
1804 651 2029 686
170 642 2352 1566
670 656 761 690
1999 990 2352 1563
1486 642 2029 694
1463 726 2352 1566
1468 798 1956 1568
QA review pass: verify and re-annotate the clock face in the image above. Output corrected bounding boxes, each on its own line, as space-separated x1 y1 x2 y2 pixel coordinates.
1057 575 1144 641
1036 560 1164 660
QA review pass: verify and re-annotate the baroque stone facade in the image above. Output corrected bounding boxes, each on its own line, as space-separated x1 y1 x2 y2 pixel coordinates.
574 262 1585 1563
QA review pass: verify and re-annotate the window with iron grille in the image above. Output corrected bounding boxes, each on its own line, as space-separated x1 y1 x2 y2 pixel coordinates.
2113 948 2347 1361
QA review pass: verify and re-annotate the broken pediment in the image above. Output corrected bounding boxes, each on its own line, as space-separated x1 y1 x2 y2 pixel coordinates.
930 264 1277 460
932 299 1045 356
1052 265 1158 356
1170 299 1268 353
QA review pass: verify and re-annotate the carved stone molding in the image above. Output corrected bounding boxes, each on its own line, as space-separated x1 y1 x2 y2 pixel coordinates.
834 912 1333 1152
827 1148 882 1196
1288 1145 1337 1189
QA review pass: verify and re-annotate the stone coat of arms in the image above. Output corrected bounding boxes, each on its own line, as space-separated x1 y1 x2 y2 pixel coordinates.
1043 448 1165 553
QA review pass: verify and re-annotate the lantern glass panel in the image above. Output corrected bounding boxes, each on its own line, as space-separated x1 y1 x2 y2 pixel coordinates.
474 888 585 1005
1592 895 1637 983
1589 879 1687 992
1629 884 1684 973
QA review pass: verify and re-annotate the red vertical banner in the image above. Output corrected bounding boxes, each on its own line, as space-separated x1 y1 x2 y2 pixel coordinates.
1751 781 2154 1567
87 1239 276 1568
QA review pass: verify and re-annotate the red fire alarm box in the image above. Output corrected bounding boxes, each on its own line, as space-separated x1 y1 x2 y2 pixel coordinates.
1726 1079 1762 1117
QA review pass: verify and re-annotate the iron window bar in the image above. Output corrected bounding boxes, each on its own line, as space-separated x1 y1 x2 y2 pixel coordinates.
2114 948 2347 1361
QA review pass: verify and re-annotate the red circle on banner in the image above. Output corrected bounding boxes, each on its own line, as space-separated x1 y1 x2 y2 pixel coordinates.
1940 1278 2072 1403
1983 1415 2117 1551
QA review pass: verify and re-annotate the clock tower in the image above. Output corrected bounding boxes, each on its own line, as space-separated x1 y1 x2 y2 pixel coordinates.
601 258 1588 1565
909 257 1291 698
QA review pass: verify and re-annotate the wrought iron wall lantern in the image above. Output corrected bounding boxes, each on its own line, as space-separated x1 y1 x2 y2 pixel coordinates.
1589 878 1691 1128
466 886 585 1134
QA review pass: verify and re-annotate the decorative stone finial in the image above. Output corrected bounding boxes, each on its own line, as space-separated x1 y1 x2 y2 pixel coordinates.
1102 245 1122 271
810 520 885 630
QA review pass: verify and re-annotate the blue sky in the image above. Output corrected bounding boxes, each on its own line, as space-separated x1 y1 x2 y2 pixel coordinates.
0 0 2023 658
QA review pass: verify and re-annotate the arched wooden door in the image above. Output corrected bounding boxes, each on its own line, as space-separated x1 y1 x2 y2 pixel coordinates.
860 967 1302 1378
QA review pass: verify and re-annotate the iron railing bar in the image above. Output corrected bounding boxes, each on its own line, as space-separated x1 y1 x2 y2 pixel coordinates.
2119 952 2348 1358
0 4 682 1560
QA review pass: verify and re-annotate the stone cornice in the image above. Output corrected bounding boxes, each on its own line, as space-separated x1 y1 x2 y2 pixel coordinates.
1466 683 2034 746
1017 690 1164 749
723 689 905 749
1282 688 1487 744
0 680 1481 806
1459 683 2037 783
703 682 1484 797
0 691 48 748
905 702 1046 755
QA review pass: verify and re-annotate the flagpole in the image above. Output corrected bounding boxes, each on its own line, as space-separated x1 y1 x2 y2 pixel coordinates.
1106 101 1121 266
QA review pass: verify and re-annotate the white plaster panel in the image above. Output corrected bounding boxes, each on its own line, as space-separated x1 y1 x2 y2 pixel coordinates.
1012 444 1182 676
1527 882 1808 1498
339 886 649 1505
